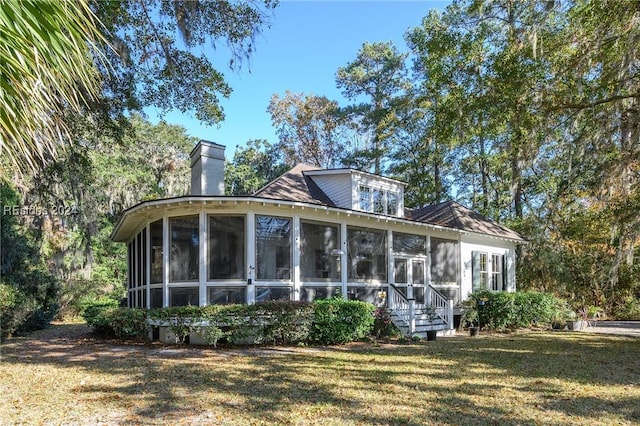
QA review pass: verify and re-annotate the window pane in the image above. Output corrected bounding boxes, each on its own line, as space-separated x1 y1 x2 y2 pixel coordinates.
300 221 340 281
169 287 199 306
136 232 143 287
373 189 385 213
394 259 407 283
393 232 426 255
150 220 163 284
208 287 245 305
430 238 458 284
256 216 291 280
169 216 199 282
256 287 292 302
359 186 371 211
150 287 163 308
412 260 425 285
491 254 503 291
480 253 488 289
347 286 387 305
387 193 398 216
209 216 245 279
300 286 340 302
141 228 147 287
347 227 387 281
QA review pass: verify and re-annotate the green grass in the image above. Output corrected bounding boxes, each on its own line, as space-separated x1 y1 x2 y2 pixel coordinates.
1 323 639 425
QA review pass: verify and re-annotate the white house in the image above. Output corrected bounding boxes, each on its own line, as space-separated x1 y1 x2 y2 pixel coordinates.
111 140 526 335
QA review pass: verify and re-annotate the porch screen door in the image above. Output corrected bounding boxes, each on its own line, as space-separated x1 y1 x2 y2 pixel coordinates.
394 258 426 305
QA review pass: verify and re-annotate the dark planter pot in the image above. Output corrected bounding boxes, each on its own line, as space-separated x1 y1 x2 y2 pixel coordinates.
469 326 480 337
551 322 566 330
426 330 438 341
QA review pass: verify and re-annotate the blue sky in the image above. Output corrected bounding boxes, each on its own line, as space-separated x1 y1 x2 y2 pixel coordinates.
148 1 449 159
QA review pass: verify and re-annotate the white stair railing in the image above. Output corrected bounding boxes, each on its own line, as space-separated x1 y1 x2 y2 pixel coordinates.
388 284 415 334
427 285 454 330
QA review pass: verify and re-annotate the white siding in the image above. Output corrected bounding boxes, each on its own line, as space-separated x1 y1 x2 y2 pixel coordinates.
309 173 353 208
460 234 516 301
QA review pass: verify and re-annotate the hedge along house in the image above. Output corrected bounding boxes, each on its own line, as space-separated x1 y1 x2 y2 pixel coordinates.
111 140 526 336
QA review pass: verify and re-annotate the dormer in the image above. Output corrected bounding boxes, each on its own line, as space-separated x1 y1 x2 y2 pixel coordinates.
304 168 405 217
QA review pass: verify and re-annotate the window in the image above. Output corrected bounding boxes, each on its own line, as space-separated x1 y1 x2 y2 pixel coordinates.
347 227 387 281
169 287 199 306
358 185 398 216
208 287 245 305
359 185 371 211
394 259 407 284
430 238 458 284
300 286 341 302
491 254 504 290
209 216 245 280
472 251 505 291
256 287 292 302
373 189 385 213
387 193 398 216
300 221 340 281
479 253 488 290
412 260 425 285
256 216 291 280
150 287 163 308
393 232 426 255
169 216 199 282
150 220 163 284
347 286 387 305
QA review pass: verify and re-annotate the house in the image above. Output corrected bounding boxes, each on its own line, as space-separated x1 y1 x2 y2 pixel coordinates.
111 140 526 336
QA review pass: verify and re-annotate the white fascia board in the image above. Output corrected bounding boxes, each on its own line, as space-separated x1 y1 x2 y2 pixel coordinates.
112 195 524 244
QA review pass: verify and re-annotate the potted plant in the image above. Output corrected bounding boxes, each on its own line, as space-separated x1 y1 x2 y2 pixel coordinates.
425 305 438 341
550 305 572 330
566 308 587 331
461 300 480 337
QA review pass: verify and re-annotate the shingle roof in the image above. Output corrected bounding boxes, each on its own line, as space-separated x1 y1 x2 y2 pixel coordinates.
407 200 525 241
252 164 336 207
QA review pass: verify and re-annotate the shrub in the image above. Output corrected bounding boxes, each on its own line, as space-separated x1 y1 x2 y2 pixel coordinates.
250 301 314 345
148 306 206 344
613 297 640 320
80 297 120 334
309 297 375 345
470 290 566 330
372 306 398 339
86 298 376 346
104 308 148 340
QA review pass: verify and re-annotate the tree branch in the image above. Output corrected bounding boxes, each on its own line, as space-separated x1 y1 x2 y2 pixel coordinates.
549 93 640 110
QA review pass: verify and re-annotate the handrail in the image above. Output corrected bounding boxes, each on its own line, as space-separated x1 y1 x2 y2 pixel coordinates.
389 284 454 334
428 284 454 330
388 284 413 332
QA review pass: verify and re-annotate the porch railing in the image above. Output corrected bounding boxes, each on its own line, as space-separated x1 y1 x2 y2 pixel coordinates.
388 284 455 335
388 284 415 334
427 285 454 330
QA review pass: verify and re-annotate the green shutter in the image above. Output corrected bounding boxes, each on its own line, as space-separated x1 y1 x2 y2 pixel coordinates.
502 255 507 291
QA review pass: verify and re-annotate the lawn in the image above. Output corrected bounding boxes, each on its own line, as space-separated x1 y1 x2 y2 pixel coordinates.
1 323 639 425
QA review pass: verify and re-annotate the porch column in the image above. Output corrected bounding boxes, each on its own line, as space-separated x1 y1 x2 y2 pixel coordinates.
145 221 151 309
292 215 301 301
246 211 256 304
199 210 207 306
340 222 348 298
162 215 169 307
426 235 432 287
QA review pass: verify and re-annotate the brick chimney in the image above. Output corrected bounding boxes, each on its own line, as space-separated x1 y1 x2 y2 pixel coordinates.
190 140 225 196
